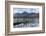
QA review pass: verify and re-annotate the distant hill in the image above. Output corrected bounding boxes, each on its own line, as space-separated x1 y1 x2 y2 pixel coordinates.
14 11 39 18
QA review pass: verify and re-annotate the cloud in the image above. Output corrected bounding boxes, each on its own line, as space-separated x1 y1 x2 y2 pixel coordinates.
13 8 39 13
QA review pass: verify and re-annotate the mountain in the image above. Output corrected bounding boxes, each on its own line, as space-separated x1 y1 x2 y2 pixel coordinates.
14 11 39 18
22 11 29 14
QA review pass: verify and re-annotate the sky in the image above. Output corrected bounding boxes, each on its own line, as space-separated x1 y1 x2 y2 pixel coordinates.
13 8 39 14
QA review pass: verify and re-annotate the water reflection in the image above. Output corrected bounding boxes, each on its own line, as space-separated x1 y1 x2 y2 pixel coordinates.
13 18 39 28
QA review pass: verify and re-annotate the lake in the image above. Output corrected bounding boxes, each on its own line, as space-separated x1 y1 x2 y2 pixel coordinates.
13 18 39 28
